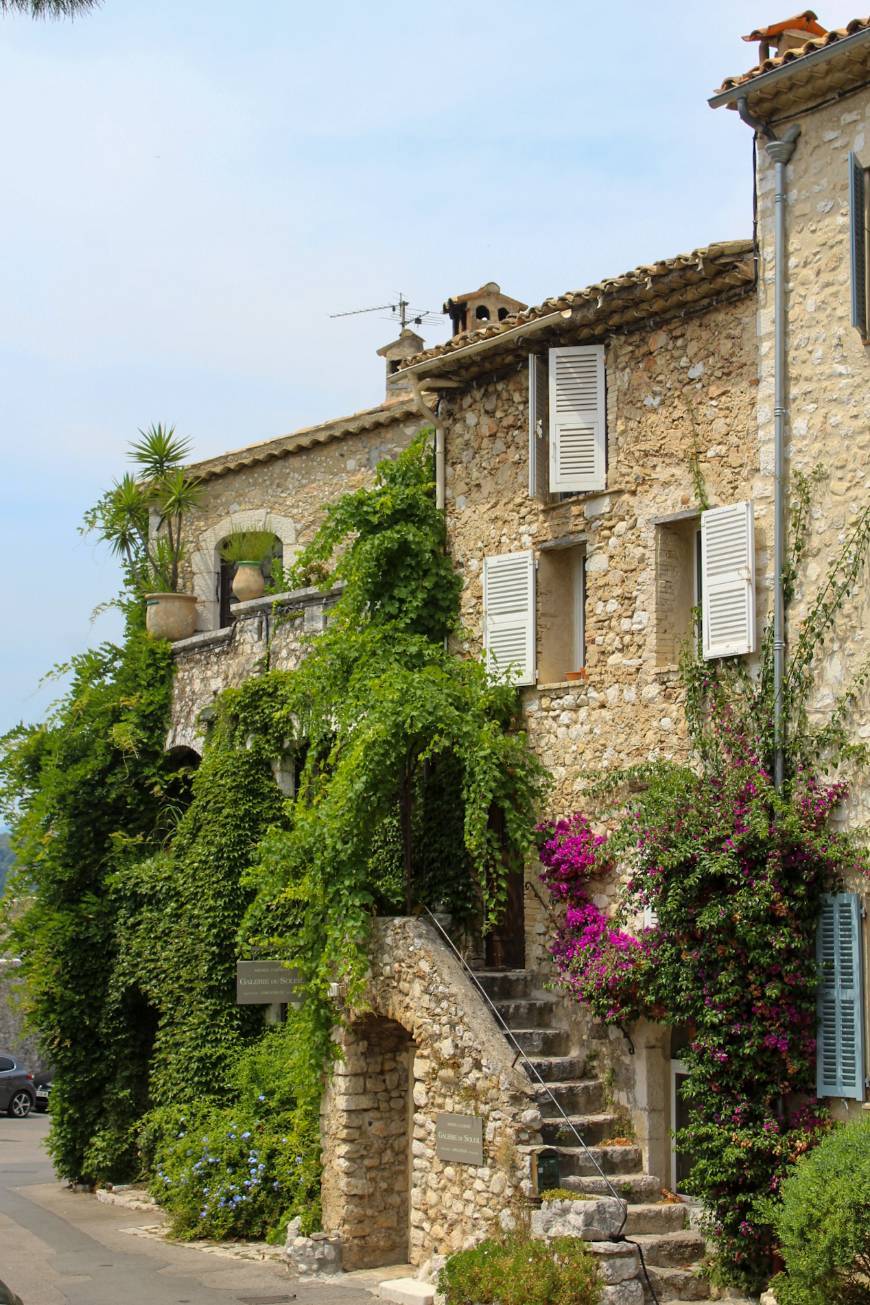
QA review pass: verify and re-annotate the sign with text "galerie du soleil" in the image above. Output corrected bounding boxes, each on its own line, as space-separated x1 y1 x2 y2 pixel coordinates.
435 1112 484 1165
235 961 302 1006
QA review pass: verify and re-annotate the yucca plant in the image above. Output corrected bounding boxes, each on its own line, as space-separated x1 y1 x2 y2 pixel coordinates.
83 424 201 595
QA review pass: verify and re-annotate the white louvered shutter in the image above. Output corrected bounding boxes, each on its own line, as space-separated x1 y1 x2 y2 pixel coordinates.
817 893 865 1100
849 153 868 336
528 354 550 500
701 502 756 659
548 345 606 493
483 551 535 687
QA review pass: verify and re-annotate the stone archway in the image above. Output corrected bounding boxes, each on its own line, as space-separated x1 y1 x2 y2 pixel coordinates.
189 510 300 631
321 1014 416 1270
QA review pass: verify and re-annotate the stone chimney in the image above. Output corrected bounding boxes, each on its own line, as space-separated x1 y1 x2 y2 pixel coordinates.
742 10 827 62
377 328 425 401
442 282 528 337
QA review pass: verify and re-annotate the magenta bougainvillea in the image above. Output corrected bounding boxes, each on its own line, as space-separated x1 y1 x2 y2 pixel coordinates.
538 720 866 1294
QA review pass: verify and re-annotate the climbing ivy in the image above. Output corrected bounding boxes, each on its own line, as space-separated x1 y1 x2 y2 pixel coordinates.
1 432 546 1245
0 613 187 1181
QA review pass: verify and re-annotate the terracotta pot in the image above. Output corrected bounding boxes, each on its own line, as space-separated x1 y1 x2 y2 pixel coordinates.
144 593 198 641
565 669 588 682
231 562 266 602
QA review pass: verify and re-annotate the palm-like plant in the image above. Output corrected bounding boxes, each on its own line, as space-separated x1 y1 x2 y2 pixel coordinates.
1 1 100 15
83 424 201 595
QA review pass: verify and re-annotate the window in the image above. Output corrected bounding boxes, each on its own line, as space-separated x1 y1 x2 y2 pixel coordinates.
817 893 865 1100
529 345 607 500
655 514 702 667
538 542 586 683
850 152 869 337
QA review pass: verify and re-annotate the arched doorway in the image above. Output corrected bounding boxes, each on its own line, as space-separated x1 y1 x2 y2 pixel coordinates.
321 1014 416 1269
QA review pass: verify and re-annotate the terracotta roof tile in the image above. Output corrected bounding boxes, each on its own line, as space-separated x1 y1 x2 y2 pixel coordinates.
399 240 755 374
715 15 870 95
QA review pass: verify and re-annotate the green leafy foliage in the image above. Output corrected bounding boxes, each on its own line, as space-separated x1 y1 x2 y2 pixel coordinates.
82 423 202 595
219 530 277 566
232 434 547 1027
437 1235 602 1305
0 620 186 1181
142 1022 321 1242
764 1117 870 1305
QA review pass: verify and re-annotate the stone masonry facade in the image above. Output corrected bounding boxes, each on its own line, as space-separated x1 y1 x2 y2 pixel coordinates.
320 919 541 1269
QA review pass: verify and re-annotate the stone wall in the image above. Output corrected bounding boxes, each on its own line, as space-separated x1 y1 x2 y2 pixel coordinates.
440 295 759 987
754 88 870 1116
167 586 338 754
442 295 759 816
320 918 542 1269
179 412 424 630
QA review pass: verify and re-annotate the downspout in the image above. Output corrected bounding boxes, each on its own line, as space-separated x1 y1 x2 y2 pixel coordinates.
407 372 445 510
737 96 800 790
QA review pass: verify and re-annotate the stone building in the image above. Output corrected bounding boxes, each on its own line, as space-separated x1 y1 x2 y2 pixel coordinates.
710 10 870 1125
160 11 870 1284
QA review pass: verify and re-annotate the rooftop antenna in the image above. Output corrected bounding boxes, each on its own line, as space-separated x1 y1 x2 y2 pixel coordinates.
329 292 441 331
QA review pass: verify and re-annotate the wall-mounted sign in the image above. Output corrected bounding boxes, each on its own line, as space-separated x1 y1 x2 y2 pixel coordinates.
236 961 302 1006
435 1112 484 1166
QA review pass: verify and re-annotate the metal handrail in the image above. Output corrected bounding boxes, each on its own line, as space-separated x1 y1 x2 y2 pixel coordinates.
420 905 661 1305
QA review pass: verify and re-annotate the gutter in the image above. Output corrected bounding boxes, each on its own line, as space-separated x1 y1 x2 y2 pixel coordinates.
708 26 870 109
399 308 572 379
735 96 800 790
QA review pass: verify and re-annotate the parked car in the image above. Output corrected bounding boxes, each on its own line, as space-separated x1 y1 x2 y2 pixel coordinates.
0 1279 24 1305
0 1053 35 1118
34 1076 52 1113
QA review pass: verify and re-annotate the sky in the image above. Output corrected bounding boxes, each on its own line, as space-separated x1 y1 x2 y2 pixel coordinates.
0 1 862 736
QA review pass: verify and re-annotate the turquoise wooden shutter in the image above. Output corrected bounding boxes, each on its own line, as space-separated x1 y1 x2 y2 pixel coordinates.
817 893 865 1100
850 153 868 336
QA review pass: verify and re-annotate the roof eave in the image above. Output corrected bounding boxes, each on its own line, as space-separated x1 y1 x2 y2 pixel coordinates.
709 24 870 108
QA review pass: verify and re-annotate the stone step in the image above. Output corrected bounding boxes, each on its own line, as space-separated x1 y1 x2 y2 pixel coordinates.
643 1263 711 1301
493 997 558 1028
523 1054 589 1082
473 969 536 1000
540 1112 621 1146
378 1279 434 1304
561 1172 664 1202
511 1027 569 1058
534 1079 605 1115
629 1230 706 1268
624 1201 690 1236
551 1142 644 1177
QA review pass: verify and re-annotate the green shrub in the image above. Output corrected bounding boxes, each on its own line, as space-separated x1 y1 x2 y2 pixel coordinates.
144 1098 319 1242
140 1021 321 1242
437 1235 602 1305
766 1117 870 1305
539 1187 590 1202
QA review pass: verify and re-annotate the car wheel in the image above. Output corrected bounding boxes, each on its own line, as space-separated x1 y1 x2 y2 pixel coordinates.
35 1102 49 1113
8 1090 33 1119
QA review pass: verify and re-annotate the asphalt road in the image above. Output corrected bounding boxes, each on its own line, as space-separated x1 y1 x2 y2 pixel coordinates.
0 1112 375 1305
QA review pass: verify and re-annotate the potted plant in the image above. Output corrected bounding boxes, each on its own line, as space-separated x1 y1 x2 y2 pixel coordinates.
84 424 202 640
219 529 276 603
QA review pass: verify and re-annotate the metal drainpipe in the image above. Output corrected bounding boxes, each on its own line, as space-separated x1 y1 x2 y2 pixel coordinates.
737 98 800 789
407 372 445 509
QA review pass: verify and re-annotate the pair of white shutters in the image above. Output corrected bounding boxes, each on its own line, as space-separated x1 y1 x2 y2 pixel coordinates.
529 346 606 496
482 500 756 684
817 893 866 1100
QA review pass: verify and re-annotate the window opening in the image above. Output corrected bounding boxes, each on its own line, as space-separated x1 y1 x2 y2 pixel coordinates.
538 544 586 683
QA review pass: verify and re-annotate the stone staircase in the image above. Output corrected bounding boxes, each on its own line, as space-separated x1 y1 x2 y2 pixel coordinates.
475 970 755 1305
